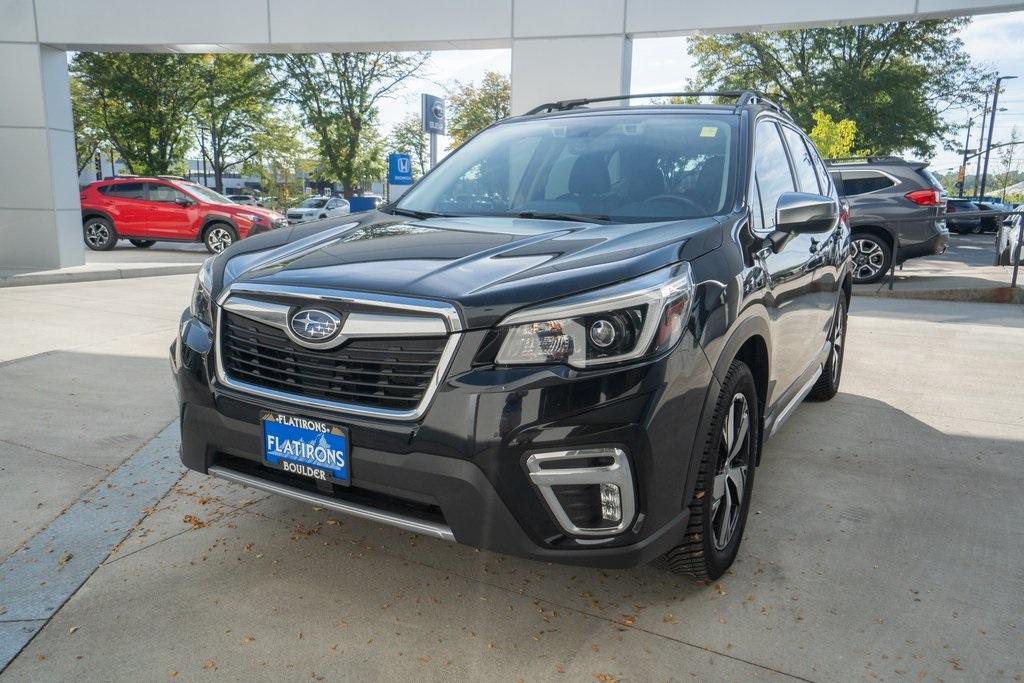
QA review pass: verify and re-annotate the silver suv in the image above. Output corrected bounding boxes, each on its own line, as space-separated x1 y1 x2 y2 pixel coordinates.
827 157 948 284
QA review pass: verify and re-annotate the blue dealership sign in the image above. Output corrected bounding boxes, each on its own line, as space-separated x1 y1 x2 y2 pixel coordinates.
388 153 413 185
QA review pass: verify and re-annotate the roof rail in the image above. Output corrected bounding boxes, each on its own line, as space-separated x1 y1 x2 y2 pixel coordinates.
524 90 792 119
826 156 907 165
157 174 186 180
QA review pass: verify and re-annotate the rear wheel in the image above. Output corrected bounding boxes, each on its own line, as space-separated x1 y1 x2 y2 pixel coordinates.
809 295 848 401
83 217 117 251
850 233 891 284
203 223 237 254
660 360 759 580
129 239 155 248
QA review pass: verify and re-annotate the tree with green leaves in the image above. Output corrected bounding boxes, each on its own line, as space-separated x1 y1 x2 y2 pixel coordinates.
267 52 428 196
242 112 312 210
996 128 1022 201
447 71 511 148
808 110 857 158
71 53 203 175
687 20 992 157
195 54 276 193
70 76 103 176
389 114 429 178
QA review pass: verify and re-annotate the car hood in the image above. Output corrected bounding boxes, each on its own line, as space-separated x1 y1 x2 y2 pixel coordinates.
218 211 724 329
288 207 320 214
222 204 282 220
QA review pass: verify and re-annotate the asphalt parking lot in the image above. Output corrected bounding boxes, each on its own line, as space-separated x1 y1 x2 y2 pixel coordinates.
1 275 1022 681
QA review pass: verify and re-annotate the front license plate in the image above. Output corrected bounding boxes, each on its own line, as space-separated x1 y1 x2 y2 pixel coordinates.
261 411 349 485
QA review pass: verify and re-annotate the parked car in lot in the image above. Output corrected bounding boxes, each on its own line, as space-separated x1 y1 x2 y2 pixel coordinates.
827 157 948 284
81 177 287 253
227 194 259 206
973 200 1012 233
172 91 852 580
946 197 984 234
286 196 350 224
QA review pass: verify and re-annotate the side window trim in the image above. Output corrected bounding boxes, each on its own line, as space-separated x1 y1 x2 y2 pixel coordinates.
777 122 819 194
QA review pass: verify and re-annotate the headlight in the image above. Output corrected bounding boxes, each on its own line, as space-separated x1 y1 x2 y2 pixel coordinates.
190 257 215 327
246 214 267 224
495 263 694 368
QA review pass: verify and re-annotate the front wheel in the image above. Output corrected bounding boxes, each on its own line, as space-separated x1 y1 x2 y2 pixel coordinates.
809 295 848 401
83 217 118 251
129 239 155 248
850 233 892 284
204 224 237 254
660 360 759 580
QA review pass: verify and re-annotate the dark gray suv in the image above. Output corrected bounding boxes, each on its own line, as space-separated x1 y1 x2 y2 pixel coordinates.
827 157 948 284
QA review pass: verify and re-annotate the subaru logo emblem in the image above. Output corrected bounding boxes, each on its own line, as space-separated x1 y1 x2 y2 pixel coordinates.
289 308 342 343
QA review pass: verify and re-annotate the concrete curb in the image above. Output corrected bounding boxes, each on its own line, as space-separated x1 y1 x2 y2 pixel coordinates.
0 263 201 288
854 284 1024 304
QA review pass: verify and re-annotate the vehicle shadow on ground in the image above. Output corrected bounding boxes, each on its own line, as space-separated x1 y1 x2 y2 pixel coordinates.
9 390 1016 681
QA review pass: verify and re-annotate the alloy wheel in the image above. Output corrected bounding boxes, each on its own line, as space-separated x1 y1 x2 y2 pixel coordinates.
85 222 110 248
207 227 233 253
851 238 886 281
711 393 751 551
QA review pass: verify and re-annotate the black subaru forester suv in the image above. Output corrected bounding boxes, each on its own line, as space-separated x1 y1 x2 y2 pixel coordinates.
172 92 852 580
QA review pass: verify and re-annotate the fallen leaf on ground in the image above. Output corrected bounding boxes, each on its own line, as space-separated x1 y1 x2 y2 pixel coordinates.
202 660 216 671
58 552 73 568
68 626 79 635
183 515 207 530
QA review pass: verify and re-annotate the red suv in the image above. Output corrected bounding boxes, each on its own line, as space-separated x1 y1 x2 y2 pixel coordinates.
80 177 287 254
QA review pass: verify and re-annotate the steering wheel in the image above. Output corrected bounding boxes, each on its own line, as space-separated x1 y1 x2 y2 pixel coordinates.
642 194 706 215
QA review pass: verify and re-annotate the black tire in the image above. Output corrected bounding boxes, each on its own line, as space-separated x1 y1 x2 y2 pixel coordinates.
809 295 848 401
319 214 327 220
970 224 983 235
82 217 118 251
660 360 760 580
129 239 156 248
203 223 237 254
850 232 892 285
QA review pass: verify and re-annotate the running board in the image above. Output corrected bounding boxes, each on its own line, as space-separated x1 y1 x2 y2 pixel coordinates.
768 362 824 438
208 465 457 542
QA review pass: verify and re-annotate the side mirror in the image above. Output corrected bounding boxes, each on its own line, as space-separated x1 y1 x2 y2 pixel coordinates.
175 197 194 207
775 192 838 234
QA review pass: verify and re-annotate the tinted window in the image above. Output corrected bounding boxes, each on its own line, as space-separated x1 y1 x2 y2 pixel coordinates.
753 121 796 229
397 113 737 222
148 183 187 203
917 168 945 191
103 182 146 199
842 173 895 196
781 126 820 194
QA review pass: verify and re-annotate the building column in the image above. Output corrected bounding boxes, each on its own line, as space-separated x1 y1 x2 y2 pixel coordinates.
511 35 633 115
0 39 84 270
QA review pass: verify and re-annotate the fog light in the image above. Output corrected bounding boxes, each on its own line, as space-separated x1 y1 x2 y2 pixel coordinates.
600 483 622 522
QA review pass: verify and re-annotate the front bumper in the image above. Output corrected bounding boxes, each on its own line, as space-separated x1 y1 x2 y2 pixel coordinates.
170 310 714 568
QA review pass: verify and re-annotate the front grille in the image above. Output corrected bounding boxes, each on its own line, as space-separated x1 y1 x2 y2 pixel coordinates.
220 311 446 410
287 212 304 220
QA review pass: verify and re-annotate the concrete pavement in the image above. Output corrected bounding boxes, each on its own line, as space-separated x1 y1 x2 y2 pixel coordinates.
1 275 1022 681
0 243 206 288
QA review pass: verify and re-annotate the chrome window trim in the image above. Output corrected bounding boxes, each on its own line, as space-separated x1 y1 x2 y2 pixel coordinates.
214 282 463 421
525 448 636 538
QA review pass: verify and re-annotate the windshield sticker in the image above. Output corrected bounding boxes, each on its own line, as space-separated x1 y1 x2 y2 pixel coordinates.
700 126 719 138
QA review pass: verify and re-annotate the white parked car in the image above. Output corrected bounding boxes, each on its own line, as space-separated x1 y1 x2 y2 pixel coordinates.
227 194 259 206
286 196 350 224
997 214 1023 265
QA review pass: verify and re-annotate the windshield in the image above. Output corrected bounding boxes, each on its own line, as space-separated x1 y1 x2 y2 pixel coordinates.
182 183 233 204
299 198 329 209
396 113 736 222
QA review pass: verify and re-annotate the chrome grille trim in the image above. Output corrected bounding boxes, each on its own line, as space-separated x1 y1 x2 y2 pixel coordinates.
213 282 463 421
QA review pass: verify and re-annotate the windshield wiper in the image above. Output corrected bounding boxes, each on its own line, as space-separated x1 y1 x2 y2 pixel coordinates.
516 211 614 224
390 207 445 220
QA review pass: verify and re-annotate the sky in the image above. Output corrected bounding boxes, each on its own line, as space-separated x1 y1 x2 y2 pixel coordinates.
378 9 1024 172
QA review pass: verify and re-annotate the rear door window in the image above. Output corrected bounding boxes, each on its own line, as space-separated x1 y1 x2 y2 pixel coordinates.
102 182 146 199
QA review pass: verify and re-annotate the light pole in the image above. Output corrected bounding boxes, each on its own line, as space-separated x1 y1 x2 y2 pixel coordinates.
960 107 1005 196
980 75 1017 197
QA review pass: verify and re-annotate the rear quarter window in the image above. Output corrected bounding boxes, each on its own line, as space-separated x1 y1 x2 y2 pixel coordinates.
840 173 896 196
